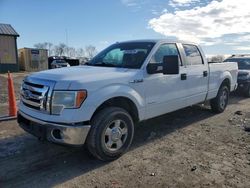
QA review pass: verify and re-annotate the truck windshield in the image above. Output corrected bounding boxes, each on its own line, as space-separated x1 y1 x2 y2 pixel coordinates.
224 58 250 70
86 42 155 69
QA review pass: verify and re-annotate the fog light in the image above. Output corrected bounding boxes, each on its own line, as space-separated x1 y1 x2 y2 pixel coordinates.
52 129 62 139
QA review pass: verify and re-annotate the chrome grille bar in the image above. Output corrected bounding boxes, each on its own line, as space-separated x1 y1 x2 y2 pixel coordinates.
22 83 48 93
21 97 42 108
20 77 55 113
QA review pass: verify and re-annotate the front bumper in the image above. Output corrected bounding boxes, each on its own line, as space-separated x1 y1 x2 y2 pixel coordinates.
17 110 91 146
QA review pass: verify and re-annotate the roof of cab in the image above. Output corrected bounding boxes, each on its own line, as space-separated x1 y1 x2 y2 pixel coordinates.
115 39 198 45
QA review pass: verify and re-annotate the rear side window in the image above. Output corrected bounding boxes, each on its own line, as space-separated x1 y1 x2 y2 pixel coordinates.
183 44 203 65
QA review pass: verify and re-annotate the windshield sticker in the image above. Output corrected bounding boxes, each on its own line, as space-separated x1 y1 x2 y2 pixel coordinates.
123 50 138 54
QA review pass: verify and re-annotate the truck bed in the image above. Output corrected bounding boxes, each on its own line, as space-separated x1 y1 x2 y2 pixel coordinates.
207 62 238 100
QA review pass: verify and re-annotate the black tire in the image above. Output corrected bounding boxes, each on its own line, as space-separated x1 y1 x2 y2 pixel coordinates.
210 85 229 113
86 107 134 161
244 84 250 98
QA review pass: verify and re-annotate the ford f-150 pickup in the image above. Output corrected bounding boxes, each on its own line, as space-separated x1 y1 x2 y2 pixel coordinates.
18 40 238 161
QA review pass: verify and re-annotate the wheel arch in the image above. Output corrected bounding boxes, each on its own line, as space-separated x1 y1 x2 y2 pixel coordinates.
219 71 232 91
221 77 230 90
91 96 140 123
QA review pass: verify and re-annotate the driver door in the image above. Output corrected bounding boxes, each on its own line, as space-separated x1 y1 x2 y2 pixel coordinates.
144 43 188 119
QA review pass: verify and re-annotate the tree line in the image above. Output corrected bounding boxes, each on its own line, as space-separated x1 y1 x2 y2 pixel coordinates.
33 42 98 59
207 55 226 63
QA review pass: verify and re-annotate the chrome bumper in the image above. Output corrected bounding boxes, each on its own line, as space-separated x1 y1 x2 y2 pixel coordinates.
17 111 91 146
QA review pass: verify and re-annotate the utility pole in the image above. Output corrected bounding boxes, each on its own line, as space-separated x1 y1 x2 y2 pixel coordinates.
65 29 69 56
65 29 68 46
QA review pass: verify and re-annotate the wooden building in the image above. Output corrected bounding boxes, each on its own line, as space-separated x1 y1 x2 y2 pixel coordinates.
0 23 19 73
18 48 48 72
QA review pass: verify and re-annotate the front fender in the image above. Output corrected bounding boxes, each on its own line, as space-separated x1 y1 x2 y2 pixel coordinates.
83 84 146 121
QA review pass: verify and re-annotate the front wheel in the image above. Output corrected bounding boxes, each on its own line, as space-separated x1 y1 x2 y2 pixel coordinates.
86 107 134 161
210 85 229 113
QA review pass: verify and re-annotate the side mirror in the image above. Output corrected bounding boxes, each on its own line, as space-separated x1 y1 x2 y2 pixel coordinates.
147 63 163 74
163 55 179 75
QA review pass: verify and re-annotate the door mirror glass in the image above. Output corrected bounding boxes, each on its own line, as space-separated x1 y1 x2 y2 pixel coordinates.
147 55 179 75
163 55 179 75
147 63 163 74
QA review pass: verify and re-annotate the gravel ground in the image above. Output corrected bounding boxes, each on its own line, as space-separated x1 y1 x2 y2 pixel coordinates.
0 94 249 188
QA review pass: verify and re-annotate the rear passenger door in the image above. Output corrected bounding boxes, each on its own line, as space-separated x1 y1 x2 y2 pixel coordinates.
181 44 209 105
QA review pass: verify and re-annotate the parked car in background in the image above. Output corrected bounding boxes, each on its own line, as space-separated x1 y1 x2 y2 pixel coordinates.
18 40 238 161
51 59 70 69
224 54 250 97
48 56 80 69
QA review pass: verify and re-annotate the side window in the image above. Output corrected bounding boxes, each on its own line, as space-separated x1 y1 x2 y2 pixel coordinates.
183 44 203 65
151 43 181 65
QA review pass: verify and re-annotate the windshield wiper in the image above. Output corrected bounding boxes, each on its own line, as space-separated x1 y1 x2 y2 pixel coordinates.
84 62 93 66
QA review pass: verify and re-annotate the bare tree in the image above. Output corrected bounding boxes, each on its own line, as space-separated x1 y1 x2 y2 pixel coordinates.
47 42 53 56
34 43 47 49
33 42 97 58
85 45 97 59
54 43 67 56
210 55 225 63
76 48 85 57
67 47 77 57
34 42 54 56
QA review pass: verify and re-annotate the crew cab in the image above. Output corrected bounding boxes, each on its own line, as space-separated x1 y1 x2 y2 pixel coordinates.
224 55 250 97
17 40 238 161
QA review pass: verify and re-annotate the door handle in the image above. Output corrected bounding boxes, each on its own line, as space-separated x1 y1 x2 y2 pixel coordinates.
203 71 208 77
129 79 143 83
181 73 187 80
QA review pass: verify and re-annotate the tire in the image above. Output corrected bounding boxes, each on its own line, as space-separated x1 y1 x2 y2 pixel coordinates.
86 107 134 161
210 85 229 113
244 84 250 98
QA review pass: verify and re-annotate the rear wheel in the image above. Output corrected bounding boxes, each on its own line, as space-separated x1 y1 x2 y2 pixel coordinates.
86 107 134 161
210 85 229 113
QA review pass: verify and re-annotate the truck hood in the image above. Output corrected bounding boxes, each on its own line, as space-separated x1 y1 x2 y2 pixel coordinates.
28 65 139 90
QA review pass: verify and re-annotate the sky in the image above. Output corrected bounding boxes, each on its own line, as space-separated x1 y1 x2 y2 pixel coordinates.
0 0 250 55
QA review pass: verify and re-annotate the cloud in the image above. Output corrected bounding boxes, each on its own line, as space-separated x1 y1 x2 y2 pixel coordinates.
234 46 250 51
169 0 201 8
121 0 138 7
238 34 250 42
148 0 250 45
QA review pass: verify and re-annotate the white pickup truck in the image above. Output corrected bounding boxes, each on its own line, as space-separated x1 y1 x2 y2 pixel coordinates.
18 40 238 161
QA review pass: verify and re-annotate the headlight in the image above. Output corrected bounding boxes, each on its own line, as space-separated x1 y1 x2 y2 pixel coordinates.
51 90 87 115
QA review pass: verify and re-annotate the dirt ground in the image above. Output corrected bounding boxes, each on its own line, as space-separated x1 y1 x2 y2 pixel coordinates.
0 73 250 188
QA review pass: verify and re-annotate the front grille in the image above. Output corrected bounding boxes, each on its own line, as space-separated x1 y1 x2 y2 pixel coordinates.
20 77 55 113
